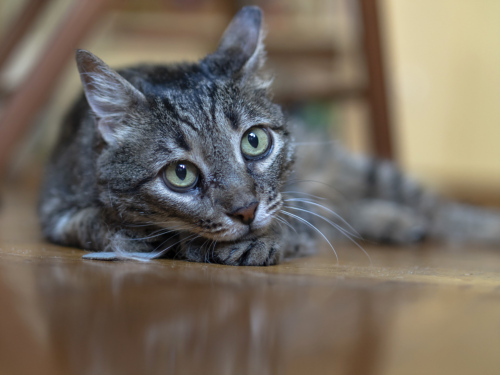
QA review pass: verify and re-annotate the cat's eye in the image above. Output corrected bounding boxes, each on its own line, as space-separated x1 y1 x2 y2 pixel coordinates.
163 161 199 192
241 127 272 160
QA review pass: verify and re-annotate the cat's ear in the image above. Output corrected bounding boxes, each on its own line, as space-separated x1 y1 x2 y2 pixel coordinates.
76 49 146 144
208 6 266 79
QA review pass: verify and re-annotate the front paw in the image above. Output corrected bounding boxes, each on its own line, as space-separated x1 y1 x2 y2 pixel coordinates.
183 234 282 266
217 237 282 266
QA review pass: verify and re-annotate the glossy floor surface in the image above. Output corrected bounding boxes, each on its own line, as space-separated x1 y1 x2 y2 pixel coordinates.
1 187 500 375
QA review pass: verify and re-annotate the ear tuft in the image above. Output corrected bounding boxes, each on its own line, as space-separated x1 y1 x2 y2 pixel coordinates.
76 50 146 144
206 6 266 79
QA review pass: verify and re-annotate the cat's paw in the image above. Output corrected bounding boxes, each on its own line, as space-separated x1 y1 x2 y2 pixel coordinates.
352 200 427 244
183 234 282 266
218 238 282 266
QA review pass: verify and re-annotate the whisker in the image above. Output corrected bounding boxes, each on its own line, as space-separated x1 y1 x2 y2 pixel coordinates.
343 236 372 265
176 237 207 260
274 217 285 231
186 235 201 247
112 232 174 261
125 224 195 241
211 240 218 263
283 179 351 203
275 215 297 234
123 221 184 228
284 199 361 238
119 232 198 262
283 205 360 240
199 239 211 256
150 233 200 260
281 191 327 200
283 205 371 265
281 210 338 264
204 240 213 264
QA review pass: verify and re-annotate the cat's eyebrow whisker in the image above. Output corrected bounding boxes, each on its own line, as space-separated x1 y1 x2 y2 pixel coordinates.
283 205 372 265
283 199 361 238
280 210 339 264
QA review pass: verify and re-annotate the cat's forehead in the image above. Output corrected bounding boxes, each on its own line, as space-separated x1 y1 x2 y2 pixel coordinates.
132 63 230 96
127 64 284 162
127 63 276 129
148 80 270 134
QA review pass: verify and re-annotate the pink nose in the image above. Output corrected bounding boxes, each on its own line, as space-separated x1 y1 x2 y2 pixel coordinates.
228 202 259 225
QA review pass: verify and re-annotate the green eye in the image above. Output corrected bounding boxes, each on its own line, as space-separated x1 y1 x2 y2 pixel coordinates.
163 161 199 191
241 127 271 160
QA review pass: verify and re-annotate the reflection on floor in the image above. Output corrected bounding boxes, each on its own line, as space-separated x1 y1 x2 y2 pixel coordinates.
1 186 500 375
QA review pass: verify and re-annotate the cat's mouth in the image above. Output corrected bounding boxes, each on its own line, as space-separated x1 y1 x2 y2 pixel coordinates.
195 197 283 242
198 224 267 242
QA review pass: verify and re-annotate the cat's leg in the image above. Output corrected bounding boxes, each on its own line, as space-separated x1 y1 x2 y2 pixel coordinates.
348 199 428 244
333 155 500 245
39 206 156 258
40 206 108 250
430 202 500 246
294 141 437 214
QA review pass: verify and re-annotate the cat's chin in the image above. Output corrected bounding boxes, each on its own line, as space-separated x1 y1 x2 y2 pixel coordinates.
199 224 269 242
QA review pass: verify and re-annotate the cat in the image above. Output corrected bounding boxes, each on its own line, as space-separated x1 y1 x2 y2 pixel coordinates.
39 6 500 266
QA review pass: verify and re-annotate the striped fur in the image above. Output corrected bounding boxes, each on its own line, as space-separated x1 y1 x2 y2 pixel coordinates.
288 123 500 247
39 6 500 266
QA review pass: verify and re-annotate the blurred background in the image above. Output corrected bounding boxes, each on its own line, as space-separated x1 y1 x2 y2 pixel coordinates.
0 0 499 205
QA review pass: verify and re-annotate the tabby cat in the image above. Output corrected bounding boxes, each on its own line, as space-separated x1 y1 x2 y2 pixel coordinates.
39 6 500 266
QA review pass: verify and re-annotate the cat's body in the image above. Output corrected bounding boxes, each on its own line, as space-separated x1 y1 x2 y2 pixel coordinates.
39 7 500 266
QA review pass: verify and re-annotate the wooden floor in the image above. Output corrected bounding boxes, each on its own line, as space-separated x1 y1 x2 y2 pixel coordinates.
1 186 500 375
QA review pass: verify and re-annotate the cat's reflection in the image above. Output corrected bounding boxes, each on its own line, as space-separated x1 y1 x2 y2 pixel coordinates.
10 258 400 375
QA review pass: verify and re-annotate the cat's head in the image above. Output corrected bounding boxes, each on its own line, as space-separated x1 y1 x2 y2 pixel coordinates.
76 6 294 242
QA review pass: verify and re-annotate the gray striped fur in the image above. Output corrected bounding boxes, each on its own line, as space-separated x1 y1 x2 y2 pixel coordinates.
39 6 500 266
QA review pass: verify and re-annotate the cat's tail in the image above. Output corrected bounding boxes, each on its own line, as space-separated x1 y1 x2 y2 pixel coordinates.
289 121 500 247
430 200 500 246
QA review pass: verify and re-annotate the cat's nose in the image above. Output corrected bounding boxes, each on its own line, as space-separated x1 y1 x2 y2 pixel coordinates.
228 202 259 225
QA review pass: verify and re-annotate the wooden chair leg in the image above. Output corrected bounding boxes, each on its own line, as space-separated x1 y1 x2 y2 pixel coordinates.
359 0 394 160
0 0 113 179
